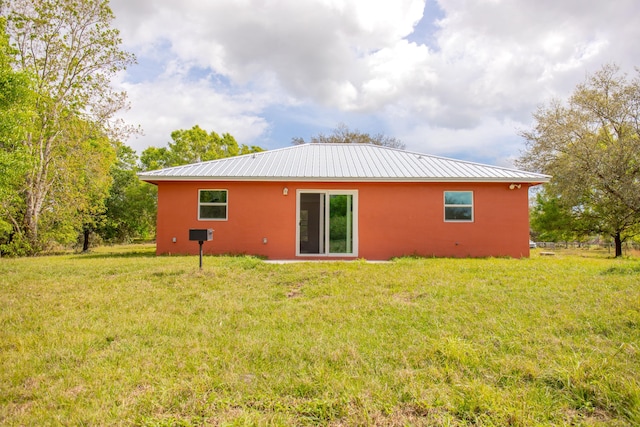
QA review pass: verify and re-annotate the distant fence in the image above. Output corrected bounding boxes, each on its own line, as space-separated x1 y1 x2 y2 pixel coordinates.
534 241 640 252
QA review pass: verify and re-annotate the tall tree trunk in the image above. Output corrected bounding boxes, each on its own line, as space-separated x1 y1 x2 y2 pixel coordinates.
24 186 40 254
83 228 90 252
23 133 55 254
614 232 623 257
23 134 40 252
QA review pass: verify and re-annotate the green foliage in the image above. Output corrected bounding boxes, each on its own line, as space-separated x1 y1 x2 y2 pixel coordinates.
140 125 264 171
0 18 34 256
519 64 640 256
99 143 156 242
0 132 30 254
292 122 405 148
0 248 638 424
0 228 30 256
5 0 135 121
530 189 578 242
0 0 135 254
139 145 172 171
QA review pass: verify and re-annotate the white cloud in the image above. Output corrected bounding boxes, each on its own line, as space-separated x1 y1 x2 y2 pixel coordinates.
108 0 640 164
393 116 530 167
112 70 272 153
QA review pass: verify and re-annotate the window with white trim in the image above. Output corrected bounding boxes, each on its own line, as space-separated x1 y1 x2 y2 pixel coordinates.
199 190 227 220
444 191 473 222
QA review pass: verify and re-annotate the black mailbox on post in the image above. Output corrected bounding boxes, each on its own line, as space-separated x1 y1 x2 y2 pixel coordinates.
189 228 213 242
189 229 213 269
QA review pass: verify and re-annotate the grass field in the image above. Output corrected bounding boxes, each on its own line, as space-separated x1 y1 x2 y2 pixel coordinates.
1 245 639 426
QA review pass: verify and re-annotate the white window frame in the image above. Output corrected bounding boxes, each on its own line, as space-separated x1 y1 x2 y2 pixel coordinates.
296 189 358 257
443 191 474 222
198 189 228 221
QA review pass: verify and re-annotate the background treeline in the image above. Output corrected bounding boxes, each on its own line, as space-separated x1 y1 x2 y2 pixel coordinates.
0 0 262 256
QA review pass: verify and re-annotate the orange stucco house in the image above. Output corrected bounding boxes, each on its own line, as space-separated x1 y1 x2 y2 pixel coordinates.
138 143 549 260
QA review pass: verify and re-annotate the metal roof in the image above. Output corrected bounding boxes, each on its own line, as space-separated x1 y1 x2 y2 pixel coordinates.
138 143 550 183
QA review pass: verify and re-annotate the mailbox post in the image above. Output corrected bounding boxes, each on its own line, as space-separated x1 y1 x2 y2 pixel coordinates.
189 229 213 269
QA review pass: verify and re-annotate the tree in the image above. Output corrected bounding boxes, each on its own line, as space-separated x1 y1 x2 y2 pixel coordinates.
139 146 172 172
140 125 263 171
529 189 579 243
2 0 134 253
292 122 405 149
68 121 115 252
518 64 640 257
99 143 156 243
0 17 33 255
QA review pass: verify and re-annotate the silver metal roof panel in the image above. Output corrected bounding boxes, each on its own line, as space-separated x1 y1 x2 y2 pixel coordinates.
138 143 550 183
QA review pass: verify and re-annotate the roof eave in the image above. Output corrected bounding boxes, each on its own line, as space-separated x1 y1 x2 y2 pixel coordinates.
138 175 551 184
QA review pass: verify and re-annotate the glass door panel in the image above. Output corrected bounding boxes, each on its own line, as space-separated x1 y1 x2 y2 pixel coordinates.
299 193 324 254
329 194 353 254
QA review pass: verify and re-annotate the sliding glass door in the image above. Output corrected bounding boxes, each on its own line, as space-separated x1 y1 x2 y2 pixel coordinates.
297 191 357 256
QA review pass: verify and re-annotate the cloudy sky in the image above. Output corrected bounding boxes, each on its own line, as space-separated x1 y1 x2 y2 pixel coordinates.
109 0 640 166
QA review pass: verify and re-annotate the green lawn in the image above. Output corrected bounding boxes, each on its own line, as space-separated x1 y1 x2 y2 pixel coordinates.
1 245 639 426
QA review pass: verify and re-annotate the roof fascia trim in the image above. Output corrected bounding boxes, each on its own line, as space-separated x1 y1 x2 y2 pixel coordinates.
138 176 551 184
